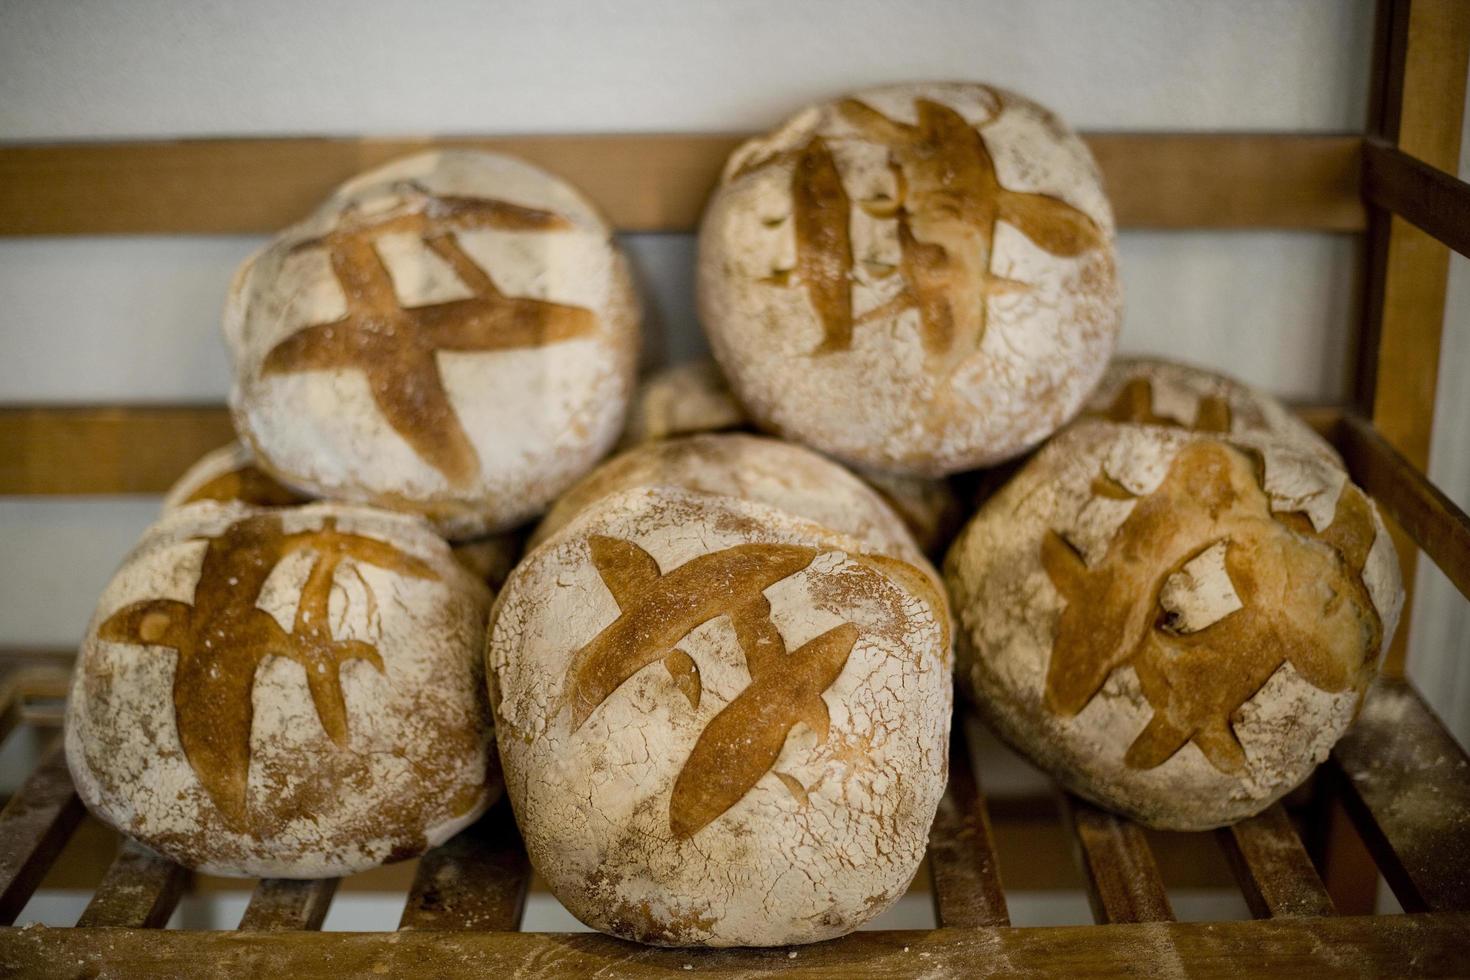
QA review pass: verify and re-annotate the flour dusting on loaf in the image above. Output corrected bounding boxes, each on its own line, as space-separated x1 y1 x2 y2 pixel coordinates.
227 150 640 537
531 433 930 577
66 501 498 877
490 487 950 945
699 82 1121 475
944 421 1402 829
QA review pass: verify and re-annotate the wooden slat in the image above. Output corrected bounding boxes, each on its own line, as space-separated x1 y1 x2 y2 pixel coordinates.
75 838 187 929
1060 794 1174 924
399 802 531 932
0 741 85 926
0 664 72 741
237 879 338 932
1364 138 1470 258
0 403 1357 499
6 915 1470 978
1333 413 1470 601
0 405 233 495
926 717 1009 928
0 670 23 747
0 133 1365 237
1217 803 1335 919
1331 679 1470 913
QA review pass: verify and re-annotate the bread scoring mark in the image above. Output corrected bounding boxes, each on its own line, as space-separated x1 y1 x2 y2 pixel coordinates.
1040 440 1382 774
183 463 310 508
738 91 1105 364
260 181 596 489
564 534 868 839
1096 377 1234 433
96 513 438 831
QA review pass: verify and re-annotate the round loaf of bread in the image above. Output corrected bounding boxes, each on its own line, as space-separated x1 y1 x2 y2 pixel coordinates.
65 501 498 876
530 433 928 575
699 82 1121 476
944 421 1402 829
622 360 963 555
1080 357 1340 465
490 486 951 946
226 150 641 538
162 442 311 513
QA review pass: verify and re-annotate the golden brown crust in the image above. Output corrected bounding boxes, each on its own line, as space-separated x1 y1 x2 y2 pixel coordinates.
491 487 951 946
700 82 1121 475
66 502 498 876
163 443 312 513
944 422 1402 829
228 151 641 537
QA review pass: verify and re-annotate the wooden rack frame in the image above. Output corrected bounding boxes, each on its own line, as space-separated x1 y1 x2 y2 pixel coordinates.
2 1 1469 975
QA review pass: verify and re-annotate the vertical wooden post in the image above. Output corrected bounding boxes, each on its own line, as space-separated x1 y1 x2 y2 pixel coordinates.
1358 0 1470 678
1326 0 1470 916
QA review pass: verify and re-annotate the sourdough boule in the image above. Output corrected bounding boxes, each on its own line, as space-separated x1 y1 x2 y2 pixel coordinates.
65 501 498 876
699 82 1120 476
944 421 1401 829
490 486 951 945
226 150 641 538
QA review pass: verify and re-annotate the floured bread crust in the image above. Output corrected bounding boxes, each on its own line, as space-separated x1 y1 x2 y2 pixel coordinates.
944 422 1402 829
162 442 312 513
622 359 963 555
65 501 498 877
490 487 951 946
1080 357 1341 465
226 150 641 539
620 359 746 446
698 82 1121 476
530 433 930 577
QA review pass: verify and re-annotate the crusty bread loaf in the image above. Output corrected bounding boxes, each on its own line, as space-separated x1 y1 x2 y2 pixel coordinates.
699 82 1120 476
162 442 310 512
1080 357 1340 465
530 433 929 576
490 486 950 945
622 359 963 555
226 150 641 538
944 421 1402 829
65 502 497 876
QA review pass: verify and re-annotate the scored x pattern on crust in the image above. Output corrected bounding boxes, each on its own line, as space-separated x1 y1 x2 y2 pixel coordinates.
1040 441 1381 774
563 535 860 840
737 90 1106 363
259 182 597 488
97 513 438 831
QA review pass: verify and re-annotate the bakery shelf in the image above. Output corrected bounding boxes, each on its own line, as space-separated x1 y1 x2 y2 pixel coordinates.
2 407 1468 975
3 0 1469 974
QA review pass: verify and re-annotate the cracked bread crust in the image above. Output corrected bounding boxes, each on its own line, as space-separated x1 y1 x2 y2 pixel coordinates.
489 487 951 946
944 421 1403 830
226 150 641 538
65 501 498 877
698 82 1121 477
